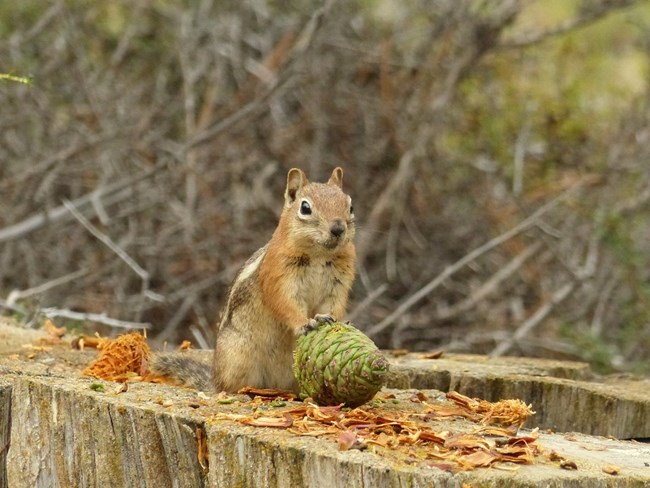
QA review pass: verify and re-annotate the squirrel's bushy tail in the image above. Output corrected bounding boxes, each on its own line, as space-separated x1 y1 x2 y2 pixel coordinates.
150 352 214 392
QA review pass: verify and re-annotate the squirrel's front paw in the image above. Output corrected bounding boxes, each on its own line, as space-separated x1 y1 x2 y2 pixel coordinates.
297 314 336 336
313 313 335 325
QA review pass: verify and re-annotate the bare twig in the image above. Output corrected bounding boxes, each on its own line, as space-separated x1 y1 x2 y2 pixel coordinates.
62 199 154 321
0 298 28 316
490 234 600 357
6 0 63 48
435 241 543 321
500 0 640 49
62 200 149 284
356 150 415 264
189 324 210 350
6 268 89 306
184 0 335 151
512 109 533 196
0 132 122 190
590 273 618 335
40 307 151 329
157 294 197 343
490 281 576 358
346 283 388 323
0 162 166 243
366 182 587 338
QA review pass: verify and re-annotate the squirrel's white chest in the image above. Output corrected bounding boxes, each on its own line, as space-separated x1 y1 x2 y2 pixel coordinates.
292 258 341 315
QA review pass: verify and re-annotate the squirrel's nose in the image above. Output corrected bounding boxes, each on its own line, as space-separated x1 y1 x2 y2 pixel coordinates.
330 220 346 238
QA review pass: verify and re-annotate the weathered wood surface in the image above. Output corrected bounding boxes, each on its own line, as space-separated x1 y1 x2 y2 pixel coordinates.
0 379 10 488
2 374 650 488
92 347 650 438
388 353 650 439
1 320 650 487
7 377 205 488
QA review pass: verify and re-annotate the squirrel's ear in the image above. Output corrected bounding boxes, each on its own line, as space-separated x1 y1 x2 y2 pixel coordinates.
285 168 309 204
328 167 343 188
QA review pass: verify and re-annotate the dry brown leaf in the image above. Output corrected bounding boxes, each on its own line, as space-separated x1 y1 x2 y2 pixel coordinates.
22 344 52 352
495 444 536 464
307 404 344 422
418 350 444 359
462 450 497 468
389 349 409 357
197 427 209 470
425 405 467 418
366 432 393 448
43 319 67 338
242 414 294 428
207 387 541 472
602 464 620 475
580 444 607 452
410 391 429 403
560 460 578 470
474 425 519 437
445 434 492 452
507 429 539 446
238 386 296 400
72 335 102 350
337 431 358 451
419 431 448 444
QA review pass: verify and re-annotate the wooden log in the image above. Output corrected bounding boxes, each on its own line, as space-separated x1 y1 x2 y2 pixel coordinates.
0 379 11 488
6 376 205 488
3 375 650 488
1 321 650 486
387 353 650 438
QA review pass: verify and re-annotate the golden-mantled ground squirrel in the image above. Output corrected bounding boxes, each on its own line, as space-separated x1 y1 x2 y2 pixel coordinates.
153 167 356 393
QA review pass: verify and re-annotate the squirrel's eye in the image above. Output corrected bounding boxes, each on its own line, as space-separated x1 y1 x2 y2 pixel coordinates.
349 205 354 215
299 200 312 215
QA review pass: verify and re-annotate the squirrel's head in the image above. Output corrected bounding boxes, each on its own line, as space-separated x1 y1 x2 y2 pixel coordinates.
283 167 355 253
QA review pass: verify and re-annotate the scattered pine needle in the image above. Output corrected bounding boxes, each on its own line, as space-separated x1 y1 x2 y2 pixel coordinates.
82 332 152 382
444 391 535 427
211 393 541 472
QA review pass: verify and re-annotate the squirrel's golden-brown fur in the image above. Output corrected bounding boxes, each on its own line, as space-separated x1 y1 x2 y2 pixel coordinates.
153 167 356 393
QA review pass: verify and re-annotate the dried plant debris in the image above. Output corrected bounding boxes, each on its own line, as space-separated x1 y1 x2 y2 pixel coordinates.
43 319 67 339
80 335 539 471
238 386 296 400
212 391 541 472
602 464 620 475
443 391 535 427
81 332 189 384
82 332 152 383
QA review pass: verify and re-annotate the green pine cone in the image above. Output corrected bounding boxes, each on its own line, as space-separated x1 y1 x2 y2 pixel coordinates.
293 321 389 408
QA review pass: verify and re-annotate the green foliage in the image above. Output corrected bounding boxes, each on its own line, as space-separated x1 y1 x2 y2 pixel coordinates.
457 0 649 183
0 73 33 84
559 323 615 374
89 382 106 392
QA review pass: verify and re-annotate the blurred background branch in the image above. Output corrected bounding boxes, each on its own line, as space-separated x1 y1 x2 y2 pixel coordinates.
1 0 649 373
